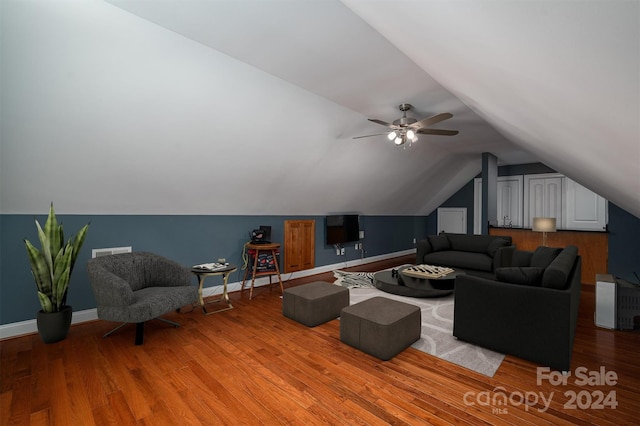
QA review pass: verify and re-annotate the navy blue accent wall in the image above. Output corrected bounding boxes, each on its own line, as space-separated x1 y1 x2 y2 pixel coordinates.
0 214 427 324
359 216 428 256
497 163 555 176
607 203 640 282
425 179 476 236
481 152 498 233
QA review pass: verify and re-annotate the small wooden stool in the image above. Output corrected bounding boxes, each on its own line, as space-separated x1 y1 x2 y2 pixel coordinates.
340 296 421 360
282 281 349 327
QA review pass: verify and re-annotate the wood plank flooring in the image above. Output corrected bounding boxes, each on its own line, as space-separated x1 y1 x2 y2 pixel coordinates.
2 255 639 425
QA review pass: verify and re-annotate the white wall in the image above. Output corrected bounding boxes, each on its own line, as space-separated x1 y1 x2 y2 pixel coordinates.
344 0 640 218
0 2 352 214
1 1 481 217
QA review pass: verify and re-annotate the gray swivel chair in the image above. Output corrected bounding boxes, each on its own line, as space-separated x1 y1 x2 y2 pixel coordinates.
87 252 198 345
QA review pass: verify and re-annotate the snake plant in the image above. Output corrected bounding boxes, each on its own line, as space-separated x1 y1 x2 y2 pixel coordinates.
24 204 90 313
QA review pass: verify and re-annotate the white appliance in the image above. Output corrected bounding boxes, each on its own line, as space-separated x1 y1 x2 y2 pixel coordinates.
595 274 616 329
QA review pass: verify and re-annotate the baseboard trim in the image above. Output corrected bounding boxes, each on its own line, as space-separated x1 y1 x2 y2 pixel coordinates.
0 249 415 340
203 248 415 297
0 308 100 340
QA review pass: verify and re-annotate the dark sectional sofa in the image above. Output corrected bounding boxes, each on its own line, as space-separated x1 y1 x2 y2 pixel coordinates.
416 233 515 279
453 245 581 371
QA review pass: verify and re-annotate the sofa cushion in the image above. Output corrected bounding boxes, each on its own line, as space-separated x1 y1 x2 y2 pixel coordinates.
445 233 484 253
512 250 534 267
429 235 450 252
423 251 493 272
445 233 511 254
495 267 545 286
487 238 510 257
542 246 578 289
530 246 562 269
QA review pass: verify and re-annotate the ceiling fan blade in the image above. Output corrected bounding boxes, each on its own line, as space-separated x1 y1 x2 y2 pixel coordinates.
352 133 389 139
368 118 395 128
412 112 453 129
416 128 459 136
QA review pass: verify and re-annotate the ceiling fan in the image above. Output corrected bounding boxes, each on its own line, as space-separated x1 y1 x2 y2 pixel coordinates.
353 103 458 146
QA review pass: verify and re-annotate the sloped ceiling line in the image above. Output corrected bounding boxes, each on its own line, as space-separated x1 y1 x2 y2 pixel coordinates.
7 1 634 217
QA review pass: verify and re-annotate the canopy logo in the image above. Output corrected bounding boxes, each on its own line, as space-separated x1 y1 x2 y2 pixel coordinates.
463 366 618 415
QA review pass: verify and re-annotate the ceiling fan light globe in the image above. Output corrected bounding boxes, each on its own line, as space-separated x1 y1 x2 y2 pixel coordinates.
387 131 396 141
406 130 415 139
394 137 403 145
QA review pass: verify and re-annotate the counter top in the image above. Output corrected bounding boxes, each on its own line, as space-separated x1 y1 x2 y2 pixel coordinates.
489 226 607 233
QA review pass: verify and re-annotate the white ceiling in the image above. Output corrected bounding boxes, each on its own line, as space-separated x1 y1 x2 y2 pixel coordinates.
106 0 534 165
1 1 637 218
104 0 640 218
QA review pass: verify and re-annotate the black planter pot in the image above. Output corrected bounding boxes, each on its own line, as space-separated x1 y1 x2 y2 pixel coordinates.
36 306 72 344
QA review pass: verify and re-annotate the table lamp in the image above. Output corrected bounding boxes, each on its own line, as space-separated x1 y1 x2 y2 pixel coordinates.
532 217 556 247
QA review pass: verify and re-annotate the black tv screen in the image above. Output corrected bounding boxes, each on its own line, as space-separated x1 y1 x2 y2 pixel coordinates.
326 215 360 245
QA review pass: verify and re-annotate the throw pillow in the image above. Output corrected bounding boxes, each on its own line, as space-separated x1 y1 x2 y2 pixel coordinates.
512 250 533 267
541 245 578 289
428 235 450 252
495 267 545 286
487 238 510 257
530 246 562 269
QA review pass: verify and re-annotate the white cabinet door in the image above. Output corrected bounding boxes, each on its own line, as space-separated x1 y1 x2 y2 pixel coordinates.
524 174 563 228
564 178 607 231
473 176 523 233
497 176 523 227
477 173 607 232
437 208 467 234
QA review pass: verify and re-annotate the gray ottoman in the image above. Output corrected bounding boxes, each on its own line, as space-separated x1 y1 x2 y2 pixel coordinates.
283 281 350 327
340 296 421 360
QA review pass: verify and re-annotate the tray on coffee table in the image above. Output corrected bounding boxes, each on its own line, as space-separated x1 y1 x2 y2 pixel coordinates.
373 265 464 298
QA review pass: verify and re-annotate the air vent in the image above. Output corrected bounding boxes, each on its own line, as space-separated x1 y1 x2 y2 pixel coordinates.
91 246 132 258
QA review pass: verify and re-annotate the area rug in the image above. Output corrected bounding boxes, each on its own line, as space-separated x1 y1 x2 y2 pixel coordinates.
333 269 505 377
332 270 377 288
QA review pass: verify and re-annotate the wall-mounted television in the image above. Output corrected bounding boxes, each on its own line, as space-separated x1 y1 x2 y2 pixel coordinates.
326 214 360 245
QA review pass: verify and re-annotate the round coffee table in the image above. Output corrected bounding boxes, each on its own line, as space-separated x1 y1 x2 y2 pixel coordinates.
374 266 464 298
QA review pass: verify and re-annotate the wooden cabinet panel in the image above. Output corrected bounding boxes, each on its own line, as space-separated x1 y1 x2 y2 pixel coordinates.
489 228 607 285
284 220 315 273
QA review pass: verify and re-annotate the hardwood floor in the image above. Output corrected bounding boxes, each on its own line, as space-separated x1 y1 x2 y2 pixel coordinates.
2 255 639 425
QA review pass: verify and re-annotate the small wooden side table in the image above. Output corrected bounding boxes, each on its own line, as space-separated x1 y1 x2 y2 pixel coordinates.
191 264 237 314
242 243 284 300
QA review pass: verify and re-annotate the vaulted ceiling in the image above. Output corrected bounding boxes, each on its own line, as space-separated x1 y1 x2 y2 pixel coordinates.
2 1 638 218
106 0 640 218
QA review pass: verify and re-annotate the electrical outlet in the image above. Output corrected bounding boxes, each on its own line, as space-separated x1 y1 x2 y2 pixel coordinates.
340 247 345 255
336 248 340 256
413 238 416 244
355 243 358 250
